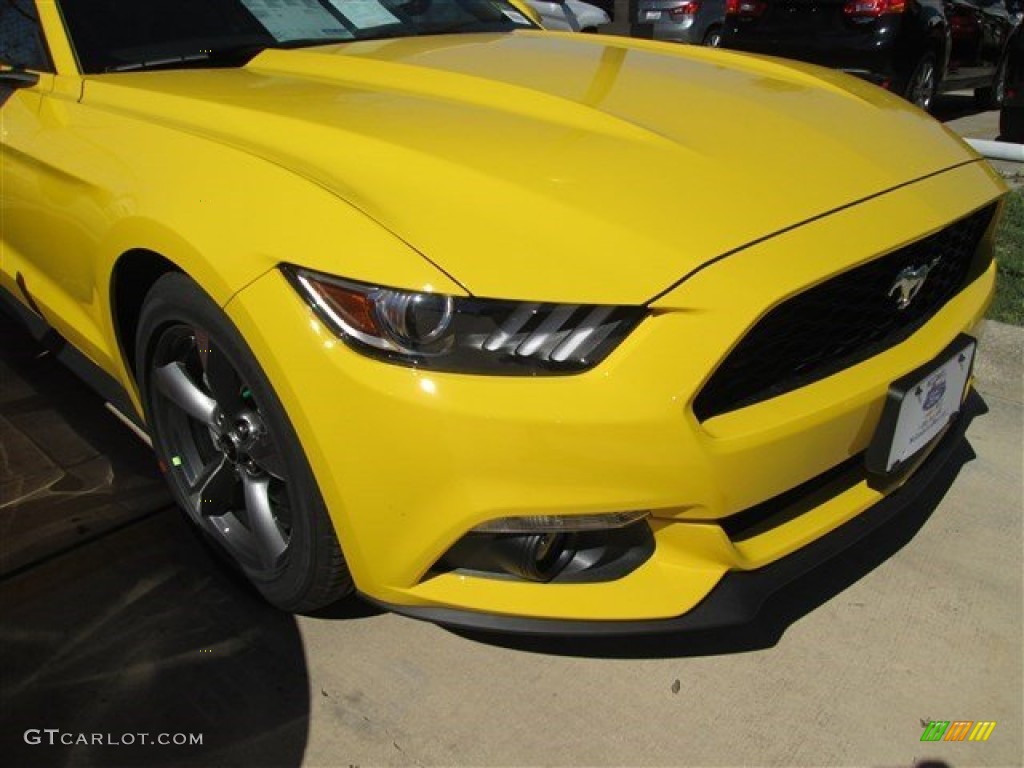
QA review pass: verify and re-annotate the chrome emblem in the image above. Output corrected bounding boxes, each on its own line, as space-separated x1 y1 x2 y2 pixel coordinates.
889 260 938 310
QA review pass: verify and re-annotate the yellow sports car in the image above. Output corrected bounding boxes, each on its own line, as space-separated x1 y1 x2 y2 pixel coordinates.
0 0 1006 632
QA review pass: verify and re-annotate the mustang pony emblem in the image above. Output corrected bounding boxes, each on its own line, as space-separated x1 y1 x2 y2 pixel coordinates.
889 260 939 310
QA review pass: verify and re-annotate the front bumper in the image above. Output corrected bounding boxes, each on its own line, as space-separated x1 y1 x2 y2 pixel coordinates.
226 161 1002 626
365 389 984 635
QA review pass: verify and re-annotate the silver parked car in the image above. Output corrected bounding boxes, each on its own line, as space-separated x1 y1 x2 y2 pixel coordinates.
528 0 610 31
637 0 726 45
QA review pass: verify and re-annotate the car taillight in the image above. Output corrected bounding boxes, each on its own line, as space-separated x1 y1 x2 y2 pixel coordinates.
725 0 767 17
669 0 700 17
843 0 905 19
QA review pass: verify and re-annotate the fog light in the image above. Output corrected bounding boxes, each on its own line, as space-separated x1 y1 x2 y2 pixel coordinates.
473 510 648 534
436 516 655 583
490 532 573 582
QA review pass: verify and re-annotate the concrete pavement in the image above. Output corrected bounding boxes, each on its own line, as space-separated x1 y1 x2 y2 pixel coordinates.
935 96 1024 189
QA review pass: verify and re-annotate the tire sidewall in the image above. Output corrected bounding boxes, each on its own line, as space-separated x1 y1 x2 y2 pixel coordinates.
904 53 937 112
135 272 349 610
1002 105 1024 143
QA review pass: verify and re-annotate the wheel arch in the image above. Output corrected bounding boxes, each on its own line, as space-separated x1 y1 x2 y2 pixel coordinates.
897 12 949 86
930 27 950 89
110 248 181 379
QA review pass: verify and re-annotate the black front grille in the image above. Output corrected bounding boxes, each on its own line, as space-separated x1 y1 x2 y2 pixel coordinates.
693 204 996 421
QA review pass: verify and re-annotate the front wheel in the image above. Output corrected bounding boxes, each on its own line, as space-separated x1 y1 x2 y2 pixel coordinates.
136 272 352 612
903 53 937 113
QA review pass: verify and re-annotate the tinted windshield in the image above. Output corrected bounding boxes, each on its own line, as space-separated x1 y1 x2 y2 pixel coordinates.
59 0 536 73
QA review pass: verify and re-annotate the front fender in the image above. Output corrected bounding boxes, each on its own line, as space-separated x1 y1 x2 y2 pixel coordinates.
77 98 464 404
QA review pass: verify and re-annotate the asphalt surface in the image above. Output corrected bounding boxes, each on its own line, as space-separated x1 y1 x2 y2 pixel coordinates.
1 103 1022 768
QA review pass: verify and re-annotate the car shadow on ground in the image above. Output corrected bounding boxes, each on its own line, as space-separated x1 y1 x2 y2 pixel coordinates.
0 312 319 768
0 512 314 768
932 93 989 124
449 404 983 659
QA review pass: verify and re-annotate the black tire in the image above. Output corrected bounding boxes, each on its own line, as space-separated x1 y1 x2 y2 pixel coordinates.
903 52 938 113
702 26 722 48
975 58 1008 111
135 272 352 612
1001 105 1024 143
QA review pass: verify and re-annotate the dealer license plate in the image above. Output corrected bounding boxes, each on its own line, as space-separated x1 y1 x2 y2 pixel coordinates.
865 335 976 476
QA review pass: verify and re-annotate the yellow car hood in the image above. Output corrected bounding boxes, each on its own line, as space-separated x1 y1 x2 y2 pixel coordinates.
82 32 978 305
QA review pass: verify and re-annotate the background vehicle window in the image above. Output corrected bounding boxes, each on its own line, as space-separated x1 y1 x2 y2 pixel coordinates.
0 0 50 70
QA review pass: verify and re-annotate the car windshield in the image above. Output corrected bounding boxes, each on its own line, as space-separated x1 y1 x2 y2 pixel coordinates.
58 0 536 73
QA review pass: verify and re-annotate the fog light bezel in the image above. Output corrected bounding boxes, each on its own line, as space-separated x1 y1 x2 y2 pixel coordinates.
435 516 655 584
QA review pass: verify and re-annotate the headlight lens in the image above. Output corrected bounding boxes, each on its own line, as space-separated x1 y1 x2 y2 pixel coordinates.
374 290 454 349
283 266 646 374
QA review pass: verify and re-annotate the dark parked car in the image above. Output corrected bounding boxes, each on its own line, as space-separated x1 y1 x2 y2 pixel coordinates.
721 0 1016 112
1002 22 1024 140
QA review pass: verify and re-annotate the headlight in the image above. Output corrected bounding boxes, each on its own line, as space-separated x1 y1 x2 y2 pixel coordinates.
283 266 646 374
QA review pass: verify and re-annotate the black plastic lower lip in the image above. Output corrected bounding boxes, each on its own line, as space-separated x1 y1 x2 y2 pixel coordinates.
363 390 984 637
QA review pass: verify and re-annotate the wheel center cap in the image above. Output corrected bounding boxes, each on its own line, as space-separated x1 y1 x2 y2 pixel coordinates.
216 413 261 464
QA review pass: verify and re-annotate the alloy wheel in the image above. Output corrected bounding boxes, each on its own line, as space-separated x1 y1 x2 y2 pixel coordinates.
149 324 292 574
908 57 936 112
704 27 722 48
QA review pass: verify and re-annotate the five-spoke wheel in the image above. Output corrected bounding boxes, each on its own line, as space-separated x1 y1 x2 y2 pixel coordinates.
137 273 351 611
150 325 290 573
